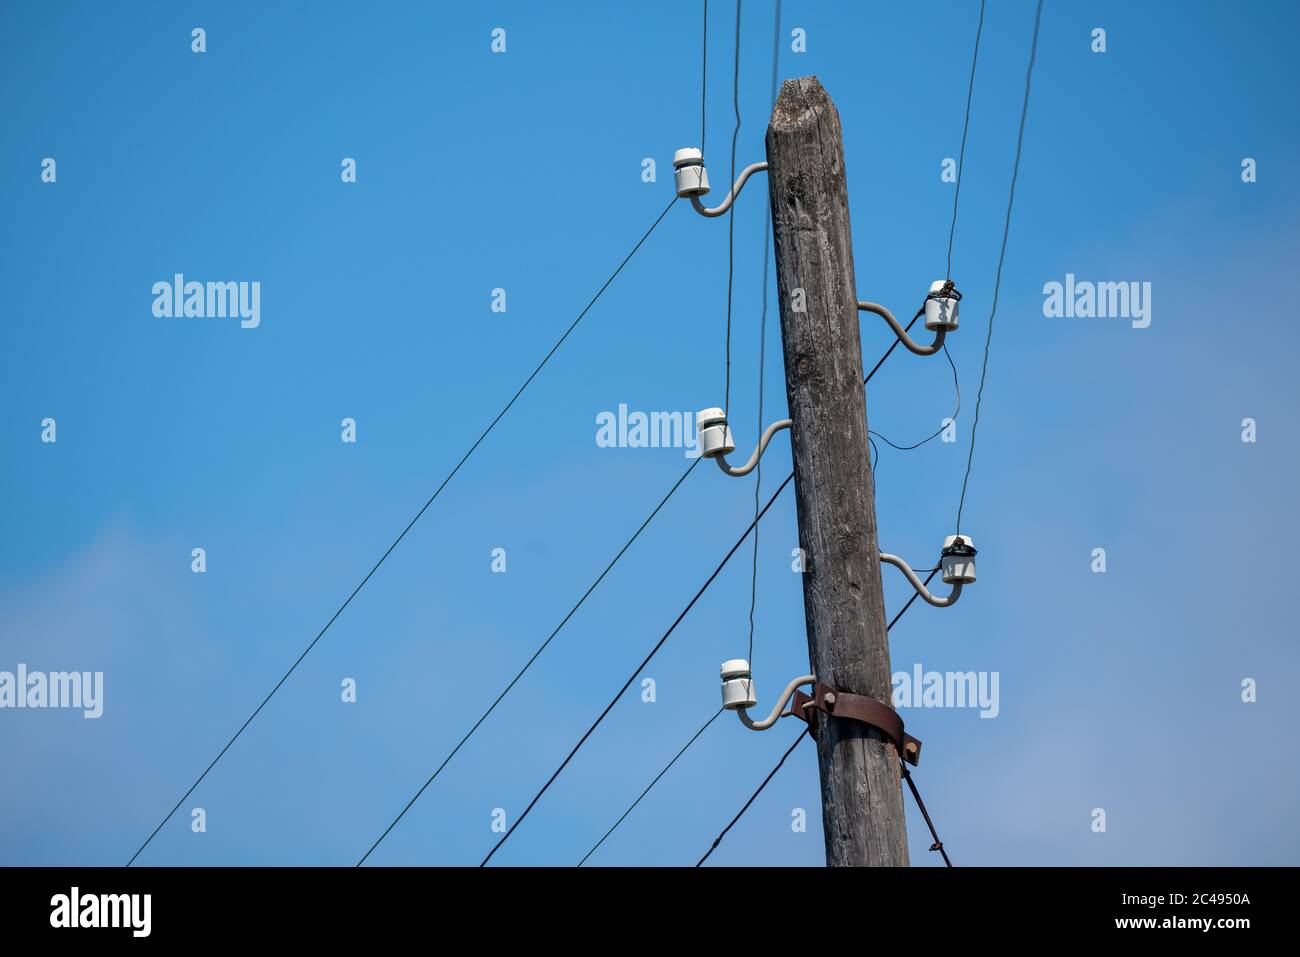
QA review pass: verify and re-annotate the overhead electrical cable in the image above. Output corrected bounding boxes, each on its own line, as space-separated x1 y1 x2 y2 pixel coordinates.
357 457 701 866
746 0 782 683
955 0 1042 536
480 470 796 866
126 195 679 867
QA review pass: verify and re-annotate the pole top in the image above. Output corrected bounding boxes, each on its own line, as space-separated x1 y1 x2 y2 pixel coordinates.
770 75 835 132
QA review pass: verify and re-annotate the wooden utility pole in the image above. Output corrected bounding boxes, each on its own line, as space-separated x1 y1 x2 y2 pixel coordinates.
766 76 909 866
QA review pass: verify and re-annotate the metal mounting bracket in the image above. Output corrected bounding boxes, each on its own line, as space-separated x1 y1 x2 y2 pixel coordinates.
791 683 922 766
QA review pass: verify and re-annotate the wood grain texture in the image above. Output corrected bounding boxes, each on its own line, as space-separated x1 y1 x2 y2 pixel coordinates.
765 76 909 867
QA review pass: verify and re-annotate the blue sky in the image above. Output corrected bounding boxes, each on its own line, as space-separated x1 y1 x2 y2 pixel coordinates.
2 0 1297 866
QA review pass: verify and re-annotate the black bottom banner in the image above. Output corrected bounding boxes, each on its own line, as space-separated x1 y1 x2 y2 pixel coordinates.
0 865 1280 942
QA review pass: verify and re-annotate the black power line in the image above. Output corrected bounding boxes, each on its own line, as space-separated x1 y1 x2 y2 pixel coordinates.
722 0 743 413
946 0 986 280
697 725 806 866
701 0 708 154
889 565 938 631
480 470 796 866
578 707 724 866
869 341 960 452
746 0 783 683
901 760 952 867
868 0 983 460
126 195 679 867
955 0 1043 536
862 304 938 387
357 456 701 866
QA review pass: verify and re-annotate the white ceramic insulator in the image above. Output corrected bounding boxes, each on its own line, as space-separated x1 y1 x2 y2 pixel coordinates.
941 534 977 584
720 659 757 711
673 148 710 198
697 407 735 458
925 280 960 331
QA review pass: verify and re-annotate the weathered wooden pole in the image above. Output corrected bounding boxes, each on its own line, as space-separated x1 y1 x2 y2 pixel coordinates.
766 76 909 866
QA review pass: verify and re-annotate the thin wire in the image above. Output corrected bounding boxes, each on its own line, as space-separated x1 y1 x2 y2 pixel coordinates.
901 761 952 867
126 195 679 868
956 0 1043 536
862 310 920 385
946 0 986 280
746 0 782 682
889 565 939 631
578 707 725 866
867 0 983 445
701 0 708 154
480 470 796 866
722 0 743 414
357 456 701 866
697 725 806 866
869 342 959 452
868 0 982 458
